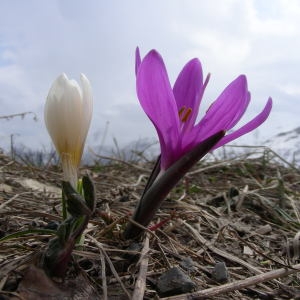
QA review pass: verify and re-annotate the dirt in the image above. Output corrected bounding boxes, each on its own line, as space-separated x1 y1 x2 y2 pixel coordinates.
1 151 300 299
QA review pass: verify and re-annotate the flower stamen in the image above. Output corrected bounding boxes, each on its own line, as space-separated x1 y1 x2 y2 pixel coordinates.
178 106 186 118
179 107 192 123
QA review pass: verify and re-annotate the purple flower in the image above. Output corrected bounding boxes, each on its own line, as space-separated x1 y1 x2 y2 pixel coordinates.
135 48 272 171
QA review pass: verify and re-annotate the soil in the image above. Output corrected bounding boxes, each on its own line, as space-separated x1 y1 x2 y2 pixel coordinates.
1 151 300 299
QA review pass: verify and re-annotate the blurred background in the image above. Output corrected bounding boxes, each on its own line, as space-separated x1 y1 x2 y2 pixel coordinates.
0 0 299 162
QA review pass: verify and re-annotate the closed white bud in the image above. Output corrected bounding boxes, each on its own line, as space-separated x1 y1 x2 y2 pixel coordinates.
44 73 93 187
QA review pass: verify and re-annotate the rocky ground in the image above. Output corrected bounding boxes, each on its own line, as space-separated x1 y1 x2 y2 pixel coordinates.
1 149 300 299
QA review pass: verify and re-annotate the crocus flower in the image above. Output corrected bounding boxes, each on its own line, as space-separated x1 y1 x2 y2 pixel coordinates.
44 73 93 188
135 49 272 171
124 49 272 239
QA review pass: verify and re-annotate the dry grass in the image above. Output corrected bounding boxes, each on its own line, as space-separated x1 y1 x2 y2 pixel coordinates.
1 149 300 299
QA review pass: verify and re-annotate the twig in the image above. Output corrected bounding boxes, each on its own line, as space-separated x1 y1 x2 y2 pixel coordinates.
88 147 150 172
86 234 131 299
181 220 264 275
156 241 172 268
0 192 33 211
189 145 300 177
160 262 300 299
0 160 14 171
0 291 26 300
187 159 237 176
0 111 37 120
122 174 148 187
126 218 163 241
0 274 8 290
132 233 150 300
224 225 292 270
286 194 300 224
226 145 300 174
100 249 107 300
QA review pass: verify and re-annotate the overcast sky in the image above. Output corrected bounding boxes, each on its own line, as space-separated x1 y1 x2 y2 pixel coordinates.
0 0 299 154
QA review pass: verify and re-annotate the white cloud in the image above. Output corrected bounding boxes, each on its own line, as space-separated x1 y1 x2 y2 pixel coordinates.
279 84 300 97
0 0 299 152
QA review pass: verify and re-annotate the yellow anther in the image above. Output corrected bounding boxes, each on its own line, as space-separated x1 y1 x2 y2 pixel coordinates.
178 106 186 118
181 108 192 123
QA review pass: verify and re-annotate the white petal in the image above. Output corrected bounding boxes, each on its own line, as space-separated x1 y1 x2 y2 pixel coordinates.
44 73 93 169
80 73 93 137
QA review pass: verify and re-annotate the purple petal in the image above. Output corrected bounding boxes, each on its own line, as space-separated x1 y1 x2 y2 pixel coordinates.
227 90 251 129
136 50 180 170
193 75 249 140
135 47 141 76
173 58 203 127
212 97 273 149
153 123 176 170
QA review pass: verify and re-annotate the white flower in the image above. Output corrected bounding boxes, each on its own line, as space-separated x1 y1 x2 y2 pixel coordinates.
45 73 93 187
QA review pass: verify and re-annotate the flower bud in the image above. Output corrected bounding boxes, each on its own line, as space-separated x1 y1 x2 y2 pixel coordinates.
44 73 93 187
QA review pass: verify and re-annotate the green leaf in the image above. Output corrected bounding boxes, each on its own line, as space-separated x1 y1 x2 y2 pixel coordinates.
0 229 56 243
82 174 96 212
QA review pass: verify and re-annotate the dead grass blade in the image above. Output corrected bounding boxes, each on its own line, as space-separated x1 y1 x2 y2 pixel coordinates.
161 262 300 300
132 233 150 300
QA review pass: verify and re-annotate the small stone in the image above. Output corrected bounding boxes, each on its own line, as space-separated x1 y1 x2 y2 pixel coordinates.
179 257 196 272
44 221 60 230
14 178 60 195
211 261 229 283
243 245 254 256
255 224 272 235
119 195 130 202
0 183 13 193
123 242 142 261
157 267 196 297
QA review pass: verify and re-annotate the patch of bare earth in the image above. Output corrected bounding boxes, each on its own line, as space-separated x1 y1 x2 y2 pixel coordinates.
1 151 300 299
